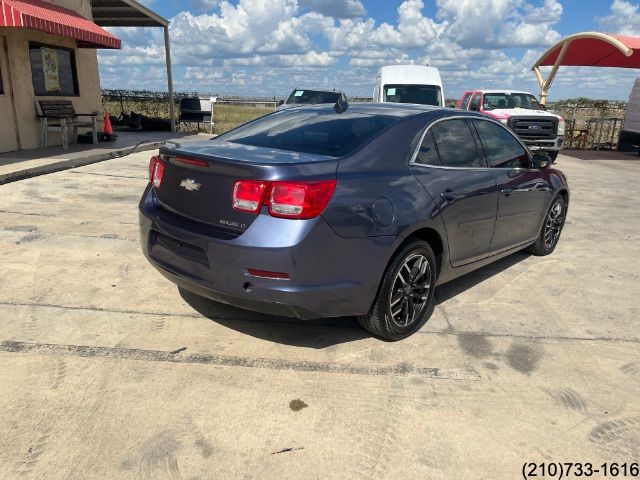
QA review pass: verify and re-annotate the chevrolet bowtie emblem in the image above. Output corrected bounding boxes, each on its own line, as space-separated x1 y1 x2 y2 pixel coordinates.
180 179 201 191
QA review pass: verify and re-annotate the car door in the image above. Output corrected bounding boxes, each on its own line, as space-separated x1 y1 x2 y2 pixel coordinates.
472 118 549 250
411 118 498 267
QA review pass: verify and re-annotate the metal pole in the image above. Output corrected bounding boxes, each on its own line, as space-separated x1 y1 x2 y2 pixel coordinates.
164 25 175 132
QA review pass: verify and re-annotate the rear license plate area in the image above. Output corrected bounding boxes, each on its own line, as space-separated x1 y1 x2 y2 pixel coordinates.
149 230 209 269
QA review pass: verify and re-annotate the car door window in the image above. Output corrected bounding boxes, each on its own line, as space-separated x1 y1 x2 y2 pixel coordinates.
469 94 481 111
430 119 484 168
460 93 471 110
473 119 530 169
415 130 439 166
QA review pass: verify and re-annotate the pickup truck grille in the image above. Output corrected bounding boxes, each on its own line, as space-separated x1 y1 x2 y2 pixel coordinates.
508 116 558 139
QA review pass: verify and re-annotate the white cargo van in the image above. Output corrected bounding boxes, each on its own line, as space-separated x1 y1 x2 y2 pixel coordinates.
373 65 444 107
618 78 640 153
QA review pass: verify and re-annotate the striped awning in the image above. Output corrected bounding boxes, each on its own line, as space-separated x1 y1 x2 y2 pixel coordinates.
0 0 121 49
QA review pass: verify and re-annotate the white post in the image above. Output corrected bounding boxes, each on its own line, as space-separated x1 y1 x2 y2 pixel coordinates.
164 26 175 132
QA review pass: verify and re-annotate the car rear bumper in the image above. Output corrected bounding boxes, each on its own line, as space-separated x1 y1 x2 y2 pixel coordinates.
139 186 395 319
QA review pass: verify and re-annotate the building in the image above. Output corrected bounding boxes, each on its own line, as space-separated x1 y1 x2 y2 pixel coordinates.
0 0 172 153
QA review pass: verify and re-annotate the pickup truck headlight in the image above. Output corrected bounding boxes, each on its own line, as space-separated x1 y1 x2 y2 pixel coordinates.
557 119 565 136
499 119 508 125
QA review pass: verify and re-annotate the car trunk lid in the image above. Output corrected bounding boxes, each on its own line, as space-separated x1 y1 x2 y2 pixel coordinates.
153 140 338 235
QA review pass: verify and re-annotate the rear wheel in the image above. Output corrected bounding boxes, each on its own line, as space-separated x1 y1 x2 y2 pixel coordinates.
359 240 436 341
527 195 566 256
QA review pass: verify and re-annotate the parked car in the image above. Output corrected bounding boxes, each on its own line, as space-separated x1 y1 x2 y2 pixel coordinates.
139 103 569 340
373 65 444 107
457 90 565 161
277 88 344 110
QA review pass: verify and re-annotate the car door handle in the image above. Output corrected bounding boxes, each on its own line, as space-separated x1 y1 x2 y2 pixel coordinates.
440 190 458 201
500 187 514 195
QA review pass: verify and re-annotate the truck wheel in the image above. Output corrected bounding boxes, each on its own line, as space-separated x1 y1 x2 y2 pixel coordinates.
358 240 436 341
548 151 559 162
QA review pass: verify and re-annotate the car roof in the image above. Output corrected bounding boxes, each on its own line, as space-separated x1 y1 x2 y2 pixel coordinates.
276 102 465 119
470 89 534 95
290 87 343 93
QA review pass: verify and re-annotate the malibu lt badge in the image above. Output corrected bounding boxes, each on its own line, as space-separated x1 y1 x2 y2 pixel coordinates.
180 179 201 192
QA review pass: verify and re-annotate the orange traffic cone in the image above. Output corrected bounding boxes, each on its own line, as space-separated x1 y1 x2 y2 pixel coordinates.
103 111 114 137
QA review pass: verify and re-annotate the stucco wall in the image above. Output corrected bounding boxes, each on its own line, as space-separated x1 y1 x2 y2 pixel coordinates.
0 0 103 152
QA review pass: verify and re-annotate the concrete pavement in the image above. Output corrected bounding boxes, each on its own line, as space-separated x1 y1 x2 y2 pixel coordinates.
0 151 638 479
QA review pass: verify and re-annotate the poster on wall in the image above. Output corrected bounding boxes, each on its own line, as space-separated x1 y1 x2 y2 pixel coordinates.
41 47 61 93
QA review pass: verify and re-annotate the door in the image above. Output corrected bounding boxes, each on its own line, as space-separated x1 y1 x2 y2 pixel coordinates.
412 118 498 267
472 119 549 250
0 37 18 153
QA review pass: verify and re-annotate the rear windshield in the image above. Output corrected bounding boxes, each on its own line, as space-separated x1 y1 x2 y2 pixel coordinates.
286 90 341 105
216 110 396 157
384 84 442 106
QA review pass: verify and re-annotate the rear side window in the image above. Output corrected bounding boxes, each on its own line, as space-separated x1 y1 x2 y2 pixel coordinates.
469 94 481 111
473 119 529 169
460 93 472 110
430 119 484 168
415 130 439 166
216 111 396 157
287 90 340 105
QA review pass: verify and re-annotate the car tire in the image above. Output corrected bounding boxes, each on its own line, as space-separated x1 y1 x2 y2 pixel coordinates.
548 151 559 162
358 240 436 341
527 195 566 256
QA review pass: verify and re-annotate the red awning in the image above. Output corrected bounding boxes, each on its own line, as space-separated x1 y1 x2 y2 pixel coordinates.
0 0 121 49
537 32 640 68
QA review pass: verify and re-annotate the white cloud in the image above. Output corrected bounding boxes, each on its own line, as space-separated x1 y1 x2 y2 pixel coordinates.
597 0 640 35
97 0 635 100
298 0 366 18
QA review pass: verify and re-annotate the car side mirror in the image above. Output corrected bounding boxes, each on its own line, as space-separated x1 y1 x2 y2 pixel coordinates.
277 100 284 106
470 106 479 112
531 153 551 169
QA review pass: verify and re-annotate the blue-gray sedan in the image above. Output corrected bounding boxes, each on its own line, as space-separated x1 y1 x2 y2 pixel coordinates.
139 103 568 340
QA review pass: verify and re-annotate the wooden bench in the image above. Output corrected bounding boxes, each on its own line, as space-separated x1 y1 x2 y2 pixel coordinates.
35 100 98 149
179 97 215 133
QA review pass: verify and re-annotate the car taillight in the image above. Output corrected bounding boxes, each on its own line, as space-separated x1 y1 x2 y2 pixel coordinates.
233 180 268 213
232 179 337 219
149 155 165 188
268 180 337 219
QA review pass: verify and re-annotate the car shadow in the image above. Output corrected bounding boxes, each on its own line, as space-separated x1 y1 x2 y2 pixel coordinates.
179 251 531 348
435 251 531 304
179 287 369 348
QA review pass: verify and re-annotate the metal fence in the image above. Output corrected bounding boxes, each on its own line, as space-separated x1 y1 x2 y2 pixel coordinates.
548 102 627 150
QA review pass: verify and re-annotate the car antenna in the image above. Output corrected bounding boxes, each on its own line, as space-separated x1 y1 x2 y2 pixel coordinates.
334 93 349 114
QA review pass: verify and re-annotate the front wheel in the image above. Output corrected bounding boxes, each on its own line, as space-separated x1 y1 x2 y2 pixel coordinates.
358 240 436 341
548 151 559 162
527 195 566 256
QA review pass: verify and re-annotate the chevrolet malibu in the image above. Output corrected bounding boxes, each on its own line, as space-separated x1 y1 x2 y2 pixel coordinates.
139 103 568 340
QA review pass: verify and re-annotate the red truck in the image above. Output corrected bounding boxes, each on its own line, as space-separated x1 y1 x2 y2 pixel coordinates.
457 90 565 161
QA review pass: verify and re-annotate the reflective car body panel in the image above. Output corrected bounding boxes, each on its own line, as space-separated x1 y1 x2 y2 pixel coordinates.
139 104 569 319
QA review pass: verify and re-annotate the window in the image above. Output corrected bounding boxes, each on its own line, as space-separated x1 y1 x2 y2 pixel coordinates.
430 119 484 168
415 130 439 166
29 43 78 96
460 93 472 110
286 89 340 105
469 94 481 111
216 110 396 157
482 92 542 110
383 84 442 106
473 119 529 169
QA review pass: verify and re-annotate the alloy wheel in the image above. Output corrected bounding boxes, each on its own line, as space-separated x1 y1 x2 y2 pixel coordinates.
544 201 564 249
388 254 432 327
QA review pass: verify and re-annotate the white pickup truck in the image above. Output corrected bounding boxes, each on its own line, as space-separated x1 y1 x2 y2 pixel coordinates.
457 89 565 161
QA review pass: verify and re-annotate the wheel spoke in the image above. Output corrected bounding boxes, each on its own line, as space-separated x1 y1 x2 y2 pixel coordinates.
390 291 403 307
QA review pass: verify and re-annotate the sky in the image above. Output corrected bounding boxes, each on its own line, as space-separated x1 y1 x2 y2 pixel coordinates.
97 0 640 101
